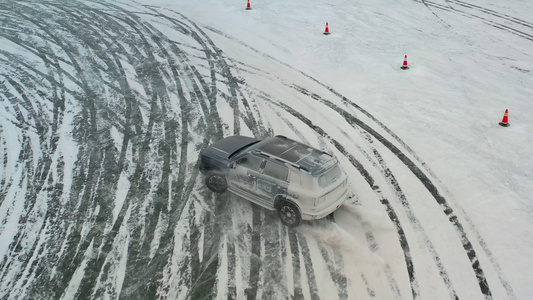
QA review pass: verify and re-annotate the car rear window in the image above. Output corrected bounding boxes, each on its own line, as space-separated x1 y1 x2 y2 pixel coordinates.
318 165 341 188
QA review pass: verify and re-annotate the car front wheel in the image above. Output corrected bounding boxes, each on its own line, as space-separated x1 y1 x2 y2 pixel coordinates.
205 172 227 193
277 202 302 227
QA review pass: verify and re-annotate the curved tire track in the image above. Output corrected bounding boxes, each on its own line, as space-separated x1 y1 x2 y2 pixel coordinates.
417 0 533 42
0 1 518 300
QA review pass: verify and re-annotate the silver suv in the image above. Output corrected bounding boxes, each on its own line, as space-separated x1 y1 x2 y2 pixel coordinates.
199 135 349 227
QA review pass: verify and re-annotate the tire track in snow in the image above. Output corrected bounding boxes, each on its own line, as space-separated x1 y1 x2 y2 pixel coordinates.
88 6 239 298
116 14 189 299
94 7 226 299
0 76 65 297
253 74 498 299
318 242 350 299
140 8 273 299
287 229 305 299
142 7 272 299
148 9 225 141
163 10 243 136
420 0 451 26
1 1 271 299
32 5 152 298
360 131 459 300
0 3 114 298
362 223 402 299
249 66 410 299
297 232 321 299
204 32 451 295
261 97 419 299
0 1 517 299
245 207 263 300
415 0 533 42
0 1 218 298
31 5 160 298
0 79 39 205
163 15 289 300
448 0 533 29
255 101 350 299
290 85 461 299
218 21 508 290
282 105 402 299
0 131 8 199
261 100 363 299
285 85 494 299
274 106 400 299
284 35 516 300
17 5 121 296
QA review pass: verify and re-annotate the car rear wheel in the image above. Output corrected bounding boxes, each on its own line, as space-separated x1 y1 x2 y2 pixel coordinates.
205 172 227 193
277 202 302 227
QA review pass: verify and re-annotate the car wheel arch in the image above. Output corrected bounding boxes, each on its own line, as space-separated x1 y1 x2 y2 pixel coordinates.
205 170 228 193
274 195 299 210
275 196 303 227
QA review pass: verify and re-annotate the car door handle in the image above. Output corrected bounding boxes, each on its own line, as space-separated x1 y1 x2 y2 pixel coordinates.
248 174 256 179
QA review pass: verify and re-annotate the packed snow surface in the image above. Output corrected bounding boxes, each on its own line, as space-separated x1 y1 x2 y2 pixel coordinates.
0 0 532 299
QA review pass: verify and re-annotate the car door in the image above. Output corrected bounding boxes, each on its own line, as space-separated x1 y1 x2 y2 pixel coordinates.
255 161 289 204
228 154 264 195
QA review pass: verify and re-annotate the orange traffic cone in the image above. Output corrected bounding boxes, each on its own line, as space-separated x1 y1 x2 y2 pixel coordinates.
246 0 251 10
323 22 330 35
401 55 409 69
499 109 510 127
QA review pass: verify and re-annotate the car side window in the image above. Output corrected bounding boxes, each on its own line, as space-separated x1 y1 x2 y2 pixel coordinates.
263 161 289 182
236 155 263 171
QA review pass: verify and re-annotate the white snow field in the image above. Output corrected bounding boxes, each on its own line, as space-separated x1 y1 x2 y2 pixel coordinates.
0 0 532 299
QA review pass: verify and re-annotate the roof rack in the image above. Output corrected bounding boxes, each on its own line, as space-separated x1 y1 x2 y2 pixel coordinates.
253 150 310 173
275 135 333 157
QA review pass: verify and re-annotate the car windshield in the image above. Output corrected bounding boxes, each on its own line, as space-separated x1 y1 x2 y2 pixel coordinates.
318 165 341 188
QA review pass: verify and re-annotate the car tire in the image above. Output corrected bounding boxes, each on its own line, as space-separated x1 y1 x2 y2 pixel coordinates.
205 172 227 193
277 201 302 227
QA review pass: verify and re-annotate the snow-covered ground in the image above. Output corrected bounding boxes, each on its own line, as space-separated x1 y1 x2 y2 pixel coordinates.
0 0 532 299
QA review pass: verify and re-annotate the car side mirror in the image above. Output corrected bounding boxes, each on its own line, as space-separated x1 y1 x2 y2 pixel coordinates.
228 162 236 169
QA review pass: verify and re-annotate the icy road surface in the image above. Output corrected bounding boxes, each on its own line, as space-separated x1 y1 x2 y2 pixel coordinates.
1 0 531 299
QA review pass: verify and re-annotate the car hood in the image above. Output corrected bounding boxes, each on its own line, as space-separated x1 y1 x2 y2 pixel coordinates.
202 136 260 160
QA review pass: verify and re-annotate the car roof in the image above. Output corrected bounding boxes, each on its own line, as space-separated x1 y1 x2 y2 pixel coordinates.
254 136 336 175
